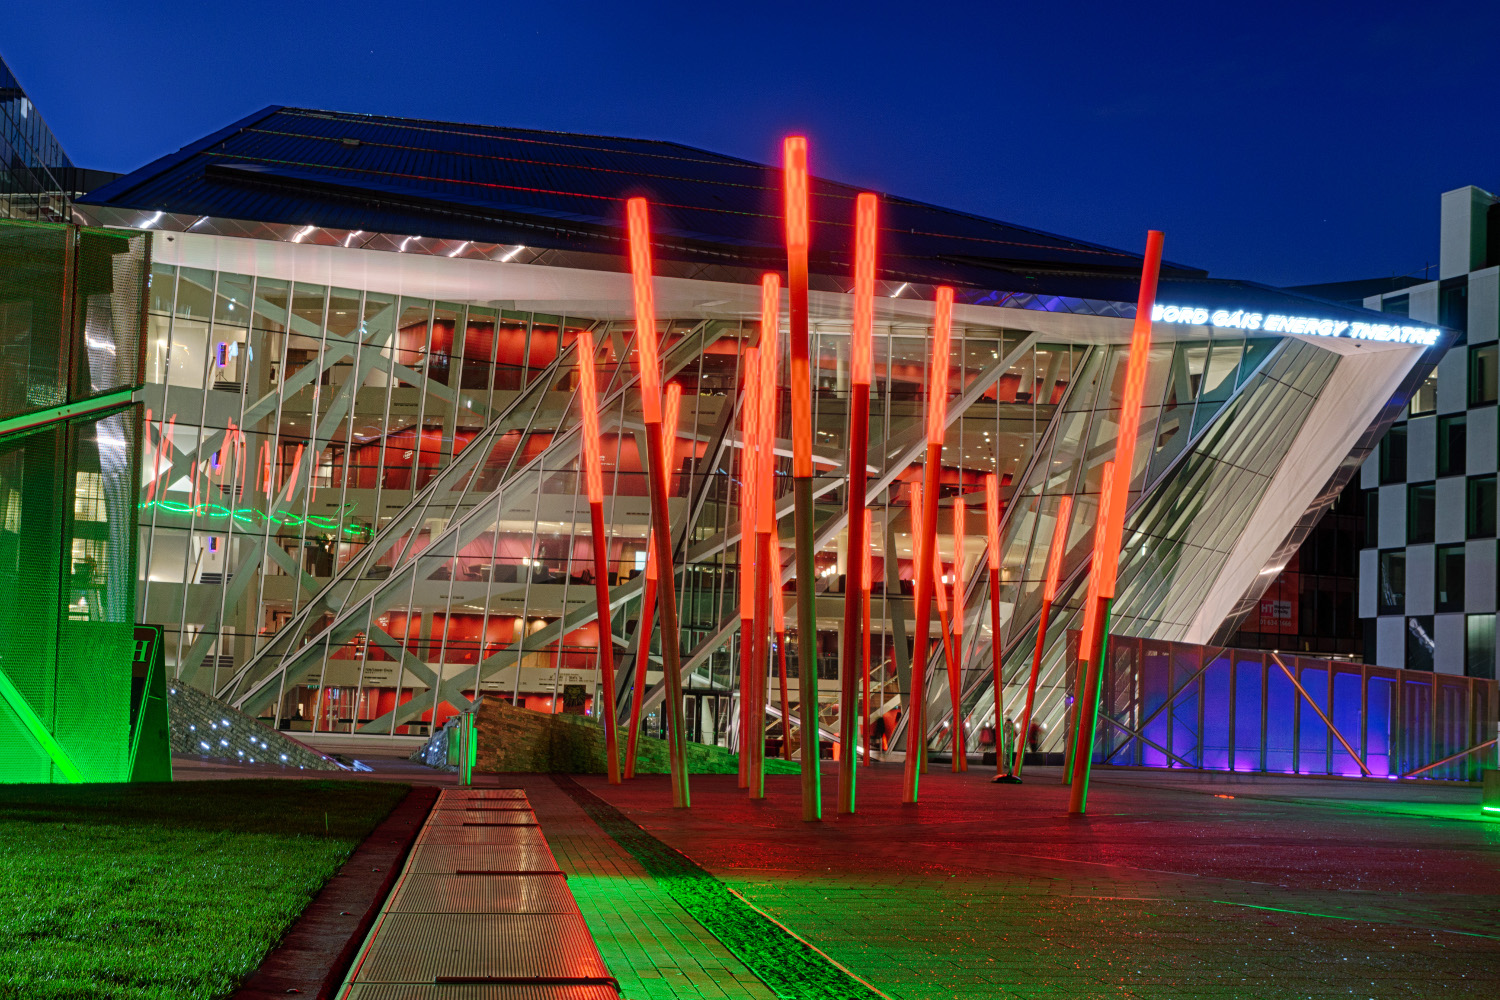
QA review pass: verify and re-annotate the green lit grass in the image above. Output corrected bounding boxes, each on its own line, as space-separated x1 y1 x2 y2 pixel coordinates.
0 779 408 1000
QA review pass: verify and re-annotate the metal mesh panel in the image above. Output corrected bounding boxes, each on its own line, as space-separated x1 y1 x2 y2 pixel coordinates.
55 408 140 780
0 222 68 421
71 228 148 400
0 425 63 780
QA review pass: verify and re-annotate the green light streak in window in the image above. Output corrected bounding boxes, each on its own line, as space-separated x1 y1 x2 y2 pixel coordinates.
0 666 84 783
138 500 372 538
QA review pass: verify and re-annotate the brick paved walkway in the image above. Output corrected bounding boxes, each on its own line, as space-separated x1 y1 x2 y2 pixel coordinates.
576 764 1500 999
521 776 776 1000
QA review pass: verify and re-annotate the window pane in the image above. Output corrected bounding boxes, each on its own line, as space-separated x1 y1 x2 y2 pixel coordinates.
1438 415 1466 477
1406 616 1435 672
1469 344 1497 407
1467 614 1496 679
1380 425 1407 484
1441 281 1468 334
1468 475 1496 538
1406 483 1435 544
1435 544 1465 612
1378 550 1405 614
1408 370 1437 416
1365 489 1380 547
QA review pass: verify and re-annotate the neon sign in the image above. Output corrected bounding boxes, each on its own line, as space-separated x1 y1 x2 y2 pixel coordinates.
139 500 373 538
1151 304 1440 347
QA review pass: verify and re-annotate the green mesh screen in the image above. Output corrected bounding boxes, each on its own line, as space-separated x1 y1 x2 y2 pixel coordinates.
72 228 146 401
0 426 63 780
0 218 147 783
0 221 69 422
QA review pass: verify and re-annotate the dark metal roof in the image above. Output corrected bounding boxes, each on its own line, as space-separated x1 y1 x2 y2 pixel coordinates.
78 105 1435 328
80 105 1204 284
1284 275 1428 308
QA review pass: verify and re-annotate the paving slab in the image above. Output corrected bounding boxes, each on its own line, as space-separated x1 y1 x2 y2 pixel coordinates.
519 776 778 1000
339 789 616 998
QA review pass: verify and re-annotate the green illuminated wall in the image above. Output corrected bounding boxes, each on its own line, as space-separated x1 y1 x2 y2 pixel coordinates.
0 220 149 782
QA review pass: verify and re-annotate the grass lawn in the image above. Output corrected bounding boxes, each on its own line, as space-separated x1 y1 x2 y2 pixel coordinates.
0 779 409 1000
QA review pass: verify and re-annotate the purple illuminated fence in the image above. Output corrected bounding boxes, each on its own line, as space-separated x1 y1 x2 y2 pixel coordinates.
1091 635 1498 781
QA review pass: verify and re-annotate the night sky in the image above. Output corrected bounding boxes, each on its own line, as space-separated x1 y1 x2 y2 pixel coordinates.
8 1 1498 286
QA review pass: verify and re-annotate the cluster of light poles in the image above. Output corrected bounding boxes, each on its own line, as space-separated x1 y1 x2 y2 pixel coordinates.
570 133 1164 820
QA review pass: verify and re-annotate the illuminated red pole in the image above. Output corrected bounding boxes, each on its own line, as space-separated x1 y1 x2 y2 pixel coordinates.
902 286 955 803
625 382 682 780
1068 231 1164 816
1066 461 1117 786
750 273 783 799
627 551 656 779
1014 491 1072 778
784 136 821 820
575 329 622 783
861 508 873 767
907 482 928 773
949 494 967 772
910 484 960 769
838 192 877 813
749 523 772 800
773 575 793 760
736 347 761 790
983 474 1007 776
931 541 962 766
626 196 691 808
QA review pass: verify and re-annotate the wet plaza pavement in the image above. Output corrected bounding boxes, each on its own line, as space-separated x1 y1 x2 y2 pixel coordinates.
566 763 1499 999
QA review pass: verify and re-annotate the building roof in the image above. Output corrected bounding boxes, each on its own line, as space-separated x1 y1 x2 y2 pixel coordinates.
79 105 1424 327
1284 275 1429 308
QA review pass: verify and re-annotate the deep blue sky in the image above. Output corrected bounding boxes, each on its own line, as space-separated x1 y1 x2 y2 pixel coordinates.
9 1 1498 286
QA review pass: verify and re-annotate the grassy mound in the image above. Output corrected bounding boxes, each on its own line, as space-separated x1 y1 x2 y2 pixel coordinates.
0 780 407 999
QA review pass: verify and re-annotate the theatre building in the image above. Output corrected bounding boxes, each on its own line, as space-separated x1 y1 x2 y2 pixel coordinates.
68 104 1492 777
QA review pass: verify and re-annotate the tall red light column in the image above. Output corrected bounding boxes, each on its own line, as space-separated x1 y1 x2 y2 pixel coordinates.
1014 491 1071 778
625 383 682 780
750 274 783 799
783 137 821 820
983 474 1006 776
1068 231 1164 816
627 547 656 780
901 286 955 803
1066 461 1118 786
949 494 967 772
931 541 962 764
736 347 761 790
861 508 873 767
838 192 877 813
574 329 622 783
626 196 691 808
773 575 793 760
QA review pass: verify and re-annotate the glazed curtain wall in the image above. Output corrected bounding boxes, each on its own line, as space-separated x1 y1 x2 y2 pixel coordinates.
137 262 599 699
0 220 147 782
144 257 1073 741
932 335 1340 757
221 312 1069 740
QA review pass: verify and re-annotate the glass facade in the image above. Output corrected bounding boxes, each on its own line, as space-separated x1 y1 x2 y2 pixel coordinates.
0 220 149 781
1229 481 1363 659
131 232 1439 760
0 56 74 223
934 335 1350 752
144 253 1079 743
